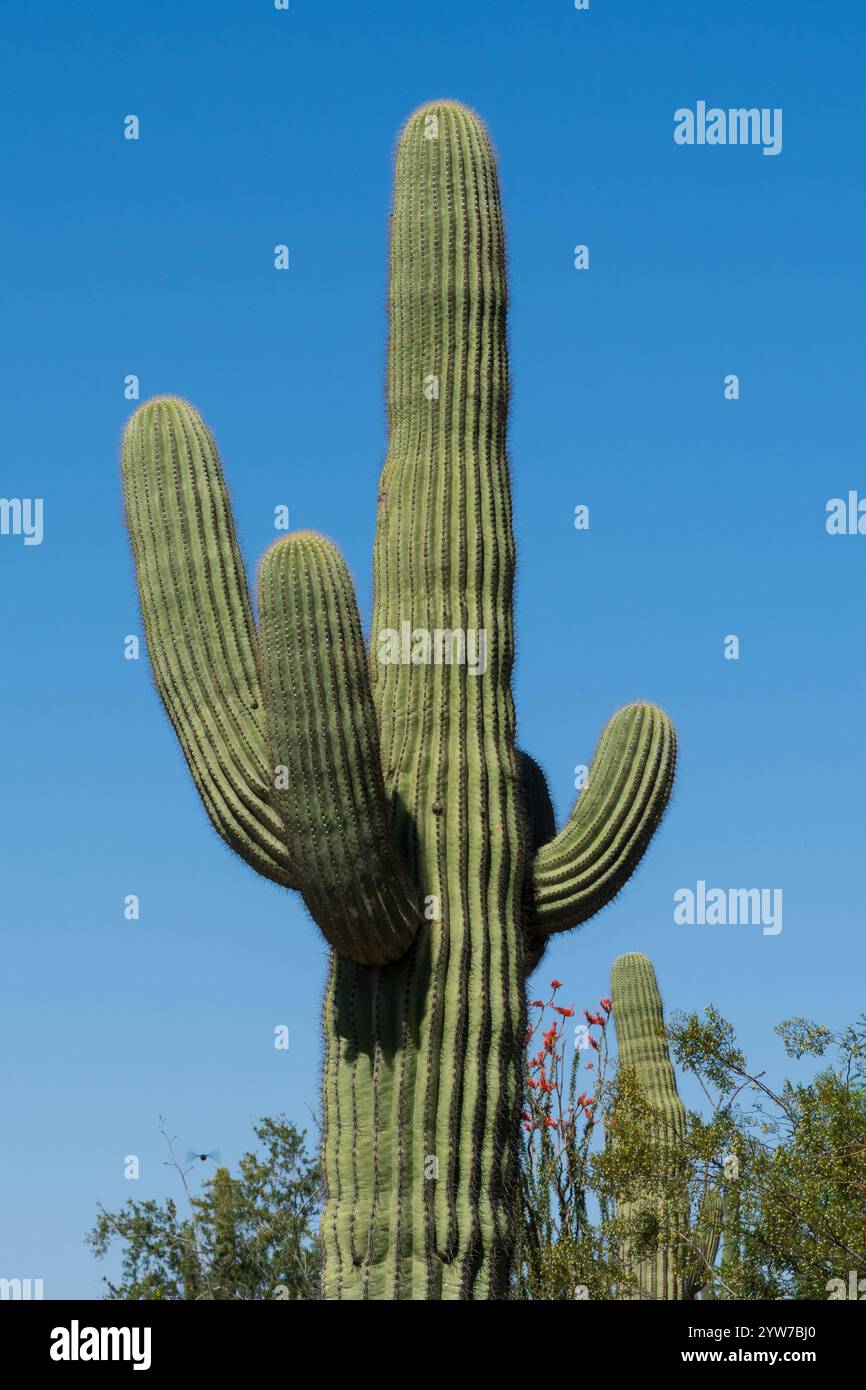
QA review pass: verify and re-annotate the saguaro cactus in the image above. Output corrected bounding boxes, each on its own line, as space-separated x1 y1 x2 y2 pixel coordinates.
610 952 721 1299
121 101 676 1300
211 1166 237 1300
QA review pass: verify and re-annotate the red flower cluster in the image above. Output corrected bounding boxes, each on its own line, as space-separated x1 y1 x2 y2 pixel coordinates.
524 979 610 1140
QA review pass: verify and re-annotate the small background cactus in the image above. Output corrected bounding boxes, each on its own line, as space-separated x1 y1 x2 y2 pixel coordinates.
610 952 722 1299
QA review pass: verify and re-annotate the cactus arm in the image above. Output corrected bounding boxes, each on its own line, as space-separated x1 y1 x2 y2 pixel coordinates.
121 397 296 886
526 703 676 936
257 533 420 965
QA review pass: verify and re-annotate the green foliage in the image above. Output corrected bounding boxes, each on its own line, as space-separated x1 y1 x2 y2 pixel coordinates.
517 960 866 1302
666 1010 866 1299
87 1117 319 1300
774 1017 833 1060
514 980 721 1301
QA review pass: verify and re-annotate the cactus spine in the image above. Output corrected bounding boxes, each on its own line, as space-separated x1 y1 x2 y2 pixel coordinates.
610 952 721 1299
121 101 675 1300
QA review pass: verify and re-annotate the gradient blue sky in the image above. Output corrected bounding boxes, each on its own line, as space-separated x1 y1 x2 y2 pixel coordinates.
1 0 863 1297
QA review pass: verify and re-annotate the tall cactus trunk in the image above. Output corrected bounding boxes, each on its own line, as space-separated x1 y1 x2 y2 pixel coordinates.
121 101 676 1300
321 103 524 1301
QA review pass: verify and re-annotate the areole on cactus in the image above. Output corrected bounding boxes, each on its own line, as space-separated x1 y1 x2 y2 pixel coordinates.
121 100 676 1299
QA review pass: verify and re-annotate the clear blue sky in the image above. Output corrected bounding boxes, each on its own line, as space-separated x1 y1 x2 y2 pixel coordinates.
1 0 863 1297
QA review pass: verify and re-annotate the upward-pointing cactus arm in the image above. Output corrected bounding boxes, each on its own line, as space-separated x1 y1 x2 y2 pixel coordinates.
524 702 676 938
123 398 420 966
121 397 297 887
258 534 420 965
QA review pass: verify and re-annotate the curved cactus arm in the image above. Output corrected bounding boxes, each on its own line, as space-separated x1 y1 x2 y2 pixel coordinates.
525 702 676 936
258 533 421 965
121 396 296 887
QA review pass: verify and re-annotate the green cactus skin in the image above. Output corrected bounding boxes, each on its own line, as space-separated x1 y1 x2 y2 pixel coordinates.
611 952 721 1300
718 1180 741 1293
693 1186 724 1298
121 101 676 1300
700 1182 737 1299
212 1165 236 1300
